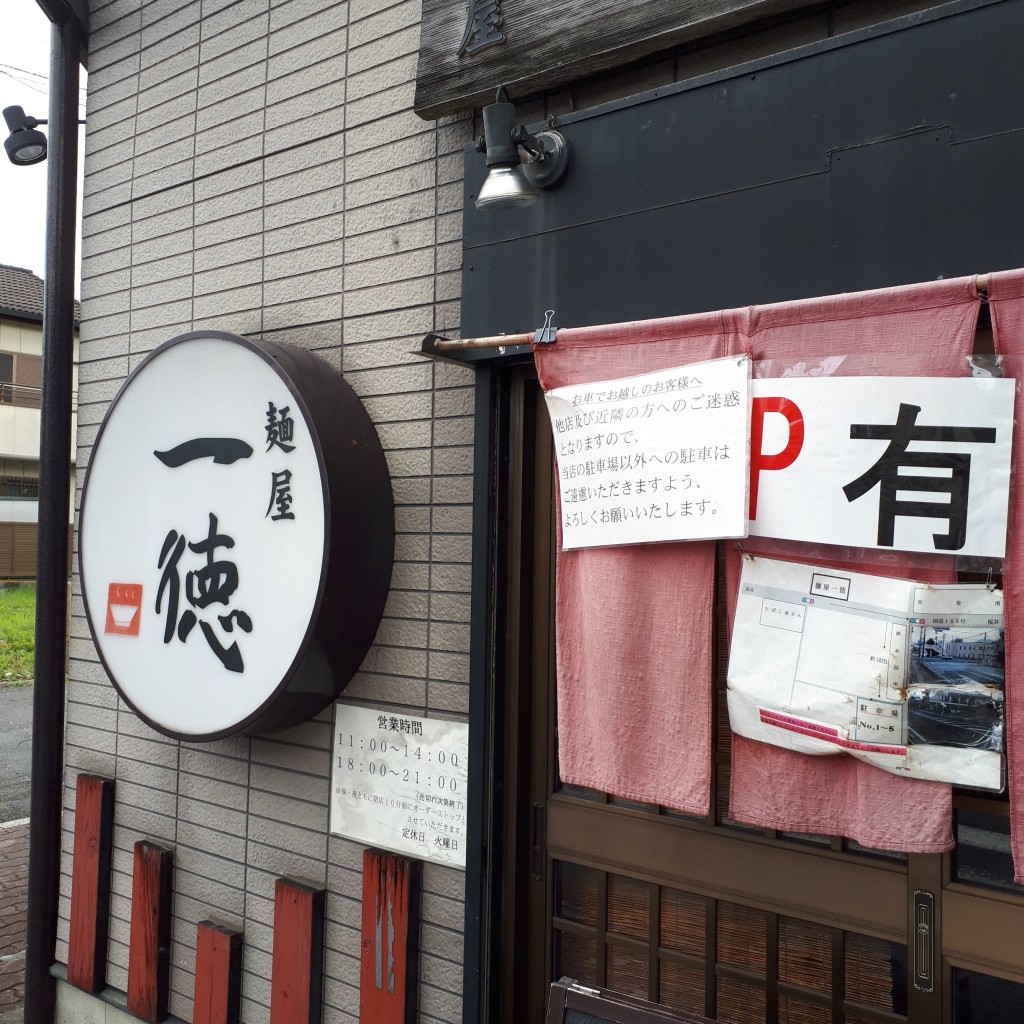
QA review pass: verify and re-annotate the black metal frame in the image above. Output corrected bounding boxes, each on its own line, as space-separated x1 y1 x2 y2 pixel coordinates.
463 362 499 1024
463 356 540 1024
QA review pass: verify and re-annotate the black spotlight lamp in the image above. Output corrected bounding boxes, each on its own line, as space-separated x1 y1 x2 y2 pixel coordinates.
475 87 571 210
3 105 49 166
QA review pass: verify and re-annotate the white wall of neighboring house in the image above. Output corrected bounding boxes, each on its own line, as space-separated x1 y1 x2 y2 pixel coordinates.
0 499 38 524
0 403 42 461
0 318 43 357
0 316 79 526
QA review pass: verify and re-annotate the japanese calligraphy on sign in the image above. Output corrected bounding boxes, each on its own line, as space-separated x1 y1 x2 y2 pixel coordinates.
748 376 1015 558
79 332 396 742
544 355 751 549
728 556 1005 790
456 0 504 55
79 335 324 737
330 705 469 869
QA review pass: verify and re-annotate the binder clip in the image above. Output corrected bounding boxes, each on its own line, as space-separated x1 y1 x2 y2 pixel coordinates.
534 309 557 345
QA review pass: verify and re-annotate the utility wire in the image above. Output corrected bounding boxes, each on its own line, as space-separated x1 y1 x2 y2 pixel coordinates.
0 62 49 79
0 62 88 99
0 61 86 87
0 67 50 97
0 69 88 113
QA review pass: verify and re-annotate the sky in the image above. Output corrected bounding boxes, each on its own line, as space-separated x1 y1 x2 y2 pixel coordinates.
0 0 87 291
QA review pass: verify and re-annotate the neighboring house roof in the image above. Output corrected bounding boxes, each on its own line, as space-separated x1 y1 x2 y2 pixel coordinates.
0 263 80 325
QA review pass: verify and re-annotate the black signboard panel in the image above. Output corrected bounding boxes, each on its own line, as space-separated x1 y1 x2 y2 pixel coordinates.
460 0 1024 339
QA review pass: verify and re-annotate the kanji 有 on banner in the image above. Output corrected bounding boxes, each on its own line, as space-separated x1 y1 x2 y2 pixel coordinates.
749 376 1015 558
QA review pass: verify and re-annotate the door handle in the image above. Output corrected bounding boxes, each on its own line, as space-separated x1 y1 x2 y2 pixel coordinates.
913 889 935 993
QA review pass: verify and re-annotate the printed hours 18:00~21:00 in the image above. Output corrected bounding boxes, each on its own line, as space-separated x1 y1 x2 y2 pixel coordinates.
335 733 461 791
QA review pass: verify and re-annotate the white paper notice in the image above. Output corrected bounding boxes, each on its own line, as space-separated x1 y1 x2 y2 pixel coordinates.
748 376 1015 558
727 556 1005 790
330 705 469 868
545 355 751 549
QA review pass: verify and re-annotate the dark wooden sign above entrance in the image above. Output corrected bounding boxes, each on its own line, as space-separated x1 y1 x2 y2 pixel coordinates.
414 0 820 118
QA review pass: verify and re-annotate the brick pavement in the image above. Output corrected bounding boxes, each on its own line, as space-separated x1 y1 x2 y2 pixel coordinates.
0 820 28 1023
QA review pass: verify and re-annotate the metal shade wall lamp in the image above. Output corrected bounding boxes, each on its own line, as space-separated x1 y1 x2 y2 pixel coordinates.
3 106 49 164
475 87 571 209
2 105 85 165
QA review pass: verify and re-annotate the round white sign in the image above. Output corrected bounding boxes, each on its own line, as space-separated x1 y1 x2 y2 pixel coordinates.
80 332 391 740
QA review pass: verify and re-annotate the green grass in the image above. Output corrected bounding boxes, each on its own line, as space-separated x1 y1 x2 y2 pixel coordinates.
0 586 35 682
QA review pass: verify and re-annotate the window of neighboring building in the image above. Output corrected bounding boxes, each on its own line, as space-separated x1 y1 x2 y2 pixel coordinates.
0 459 39 499
0 352 42 408
0 353 13 405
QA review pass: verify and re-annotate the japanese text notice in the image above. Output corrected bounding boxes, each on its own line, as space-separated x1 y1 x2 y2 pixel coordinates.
728 556 1005 790
544 355 751 549
748 376 1015 558
330 705 469 868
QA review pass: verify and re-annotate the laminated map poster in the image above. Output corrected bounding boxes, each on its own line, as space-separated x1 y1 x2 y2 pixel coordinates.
728 556 1005 790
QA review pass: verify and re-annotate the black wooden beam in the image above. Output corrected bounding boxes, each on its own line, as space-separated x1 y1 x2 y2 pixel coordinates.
414 0 821 118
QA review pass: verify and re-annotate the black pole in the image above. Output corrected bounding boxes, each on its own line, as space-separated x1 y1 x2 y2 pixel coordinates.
24 16 81 1023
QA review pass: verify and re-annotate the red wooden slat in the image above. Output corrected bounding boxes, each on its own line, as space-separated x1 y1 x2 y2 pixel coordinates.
127 841 174 1023
359 850 421 1024
67 774 114 992
193 920 243 1024
270 877 326 1024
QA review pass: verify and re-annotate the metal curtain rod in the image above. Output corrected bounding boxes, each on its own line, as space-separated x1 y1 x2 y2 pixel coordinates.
419 275 992 357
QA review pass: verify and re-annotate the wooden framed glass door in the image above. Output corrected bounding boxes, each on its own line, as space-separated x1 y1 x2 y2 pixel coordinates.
493 365 1024 1024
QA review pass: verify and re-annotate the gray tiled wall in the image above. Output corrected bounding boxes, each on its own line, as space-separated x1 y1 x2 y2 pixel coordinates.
64 1 473 1020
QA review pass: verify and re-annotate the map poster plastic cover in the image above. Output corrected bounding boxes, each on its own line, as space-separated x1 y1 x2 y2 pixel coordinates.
727 555 1005 790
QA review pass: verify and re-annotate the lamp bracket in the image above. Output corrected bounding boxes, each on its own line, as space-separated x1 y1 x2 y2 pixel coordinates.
518 129 570 189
